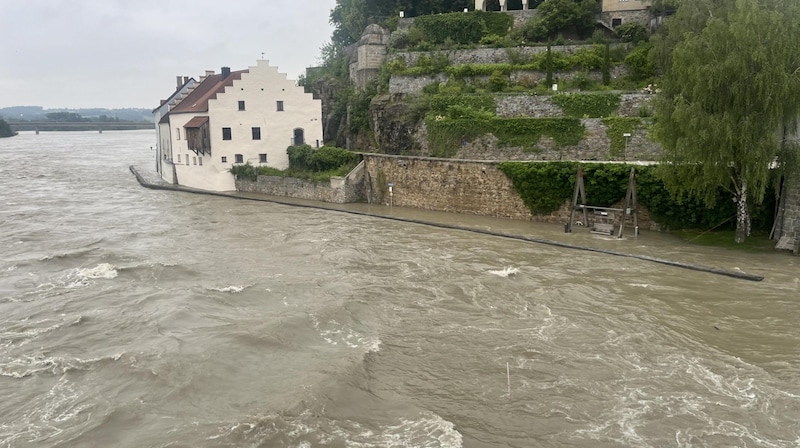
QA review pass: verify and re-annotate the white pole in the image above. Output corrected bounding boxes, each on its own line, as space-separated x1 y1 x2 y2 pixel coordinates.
506 362 511 397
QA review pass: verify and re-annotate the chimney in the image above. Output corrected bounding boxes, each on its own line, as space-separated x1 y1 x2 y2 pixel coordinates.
176 76 183 89
184 76 190 85
221 66 231 78
205 70 215 77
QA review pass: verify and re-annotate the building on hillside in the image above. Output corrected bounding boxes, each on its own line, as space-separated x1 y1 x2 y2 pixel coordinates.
601 0 652 28
153 76 196 181
474 0 535 11
157 59 323 191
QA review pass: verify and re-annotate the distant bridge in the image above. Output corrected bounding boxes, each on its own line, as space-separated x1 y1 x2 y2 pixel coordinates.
9 121 154 133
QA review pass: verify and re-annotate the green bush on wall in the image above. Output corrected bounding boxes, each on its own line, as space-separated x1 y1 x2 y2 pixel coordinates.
552 93 621 118
413 11 514 45
602 117 642 158
497 162 776 231
429 94 496 115
426 117 585 158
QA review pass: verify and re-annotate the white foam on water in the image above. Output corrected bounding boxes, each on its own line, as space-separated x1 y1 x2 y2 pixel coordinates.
310 315 380 353
77 263 118 280
210 285 250 294
488 266 520 278
340 412 463 448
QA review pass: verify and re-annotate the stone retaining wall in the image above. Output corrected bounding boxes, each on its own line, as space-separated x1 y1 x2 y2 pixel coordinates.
389 67 631 95
776 179 800 253
393 44 626 67
235 162 366 204
362 153 658 229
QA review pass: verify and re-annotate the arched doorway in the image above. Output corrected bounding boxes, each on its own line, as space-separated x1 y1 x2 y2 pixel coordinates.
293 128 305 146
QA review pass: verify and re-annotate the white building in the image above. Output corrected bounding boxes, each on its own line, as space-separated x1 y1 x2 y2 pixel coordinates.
153 76 196 181
158 60 323 191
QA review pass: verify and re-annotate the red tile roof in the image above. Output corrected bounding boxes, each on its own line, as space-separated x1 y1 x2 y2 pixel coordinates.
183 116 210 128
170 70 247 114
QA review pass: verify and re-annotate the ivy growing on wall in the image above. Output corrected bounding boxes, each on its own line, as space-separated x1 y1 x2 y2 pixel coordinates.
428 94 496 115
552 93 621 118
601 117 642 158
426 117 585 158
497 162 775 230
413 11 514 45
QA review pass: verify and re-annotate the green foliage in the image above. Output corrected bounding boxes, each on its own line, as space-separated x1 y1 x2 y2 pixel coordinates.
477 10 515 37
553 93 621 118
615 23 649 43
426 117 584 158
497 162 775 230
0 119 16 138
602 117 642 158
652 0 800 240
413 11 512 46
348 84 376 134
488 70 508 92
514 0 599 42
624 41 655 81
414 13 485 44
498 161 577 214
287 144 315 171
429 94 496 115
229 162 260 181
287 145 360 173
308 145 361 171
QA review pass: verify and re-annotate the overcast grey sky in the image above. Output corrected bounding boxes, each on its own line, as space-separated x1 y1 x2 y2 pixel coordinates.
0 0 337 109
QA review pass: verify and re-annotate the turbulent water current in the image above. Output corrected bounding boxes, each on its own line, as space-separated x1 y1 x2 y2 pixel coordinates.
1 130 799 447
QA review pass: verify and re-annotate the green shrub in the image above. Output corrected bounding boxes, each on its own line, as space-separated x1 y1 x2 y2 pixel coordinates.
553 93 621 118
230 162 259 181
426 117 585 158
488 70 508 92
308 146 360 172
602 117 642 158
625 41 655 81
287 144 315 171
615 23 649 43
429 94 496 115
498 162 773 230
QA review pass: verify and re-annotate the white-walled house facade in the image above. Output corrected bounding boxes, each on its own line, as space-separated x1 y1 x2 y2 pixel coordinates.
158 59 323 191
153 76 196 182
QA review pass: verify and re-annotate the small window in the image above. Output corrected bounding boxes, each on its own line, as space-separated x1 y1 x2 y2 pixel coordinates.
222 127 232 140
186 156 190 166
193 157 197 165
259 153 267 163
612 18 622 27
177 154 181 163
276 101 284 112
221 156 228 163
252 127 261 140
238 100 245 111
176 128 181 140
198 157 203 166
235 154 244 164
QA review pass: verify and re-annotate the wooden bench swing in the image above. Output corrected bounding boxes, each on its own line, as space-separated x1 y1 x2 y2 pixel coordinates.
564 165 640 238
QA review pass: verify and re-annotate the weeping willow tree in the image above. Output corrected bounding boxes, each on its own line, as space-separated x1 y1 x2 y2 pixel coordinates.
653 0 800 243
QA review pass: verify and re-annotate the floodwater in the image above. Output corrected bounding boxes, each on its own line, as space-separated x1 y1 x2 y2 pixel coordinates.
1 130 799 447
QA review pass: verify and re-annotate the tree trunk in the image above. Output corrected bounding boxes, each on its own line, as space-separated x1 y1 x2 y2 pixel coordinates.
734 184 751 244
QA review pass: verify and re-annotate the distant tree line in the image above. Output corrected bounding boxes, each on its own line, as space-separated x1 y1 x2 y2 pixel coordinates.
0 118 16 138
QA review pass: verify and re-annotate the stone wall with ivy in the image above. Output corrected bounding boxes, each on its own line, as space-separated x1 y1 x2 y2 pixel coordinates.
235 162 366 204
363 153 533 219
392 44 627 68
362 154 661 228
